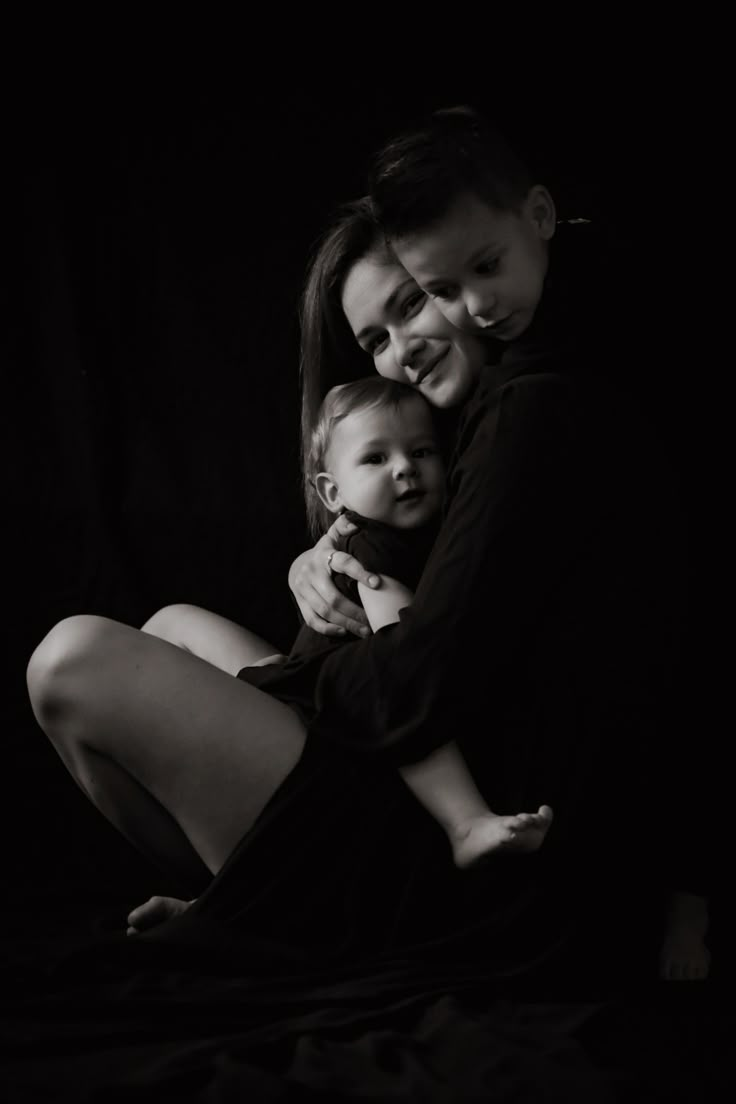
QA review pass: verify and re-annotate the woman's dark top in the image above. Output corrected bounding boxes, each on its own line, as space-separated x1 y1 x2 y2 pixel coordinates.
311 222 685 777
142 221 690 979
0 232 713 1104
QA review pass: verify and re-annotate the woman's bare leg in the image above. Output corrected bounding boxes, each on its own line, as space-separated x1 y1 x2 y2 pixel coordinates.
27 615 307 895
141 603 282 675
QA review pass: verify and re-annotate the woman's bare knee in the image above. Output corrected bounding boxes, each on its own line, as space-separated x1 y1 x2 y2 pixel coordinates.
140 604 276 674
141 604 201 646
27 615 117 732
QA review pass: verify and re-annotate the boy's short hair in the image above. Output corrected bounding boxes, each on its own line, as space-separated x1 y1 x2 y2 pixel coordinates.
369 105 534 240
307 377 430 533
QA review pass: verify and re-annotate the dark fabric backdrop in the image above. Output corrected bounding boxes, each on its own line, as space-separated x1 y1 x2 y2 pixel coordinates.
4 75 722 951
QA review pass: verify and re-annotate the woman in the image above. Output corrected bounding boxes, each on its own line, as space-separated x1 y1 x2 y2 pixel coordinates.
24 199 490 916
26 196 684 983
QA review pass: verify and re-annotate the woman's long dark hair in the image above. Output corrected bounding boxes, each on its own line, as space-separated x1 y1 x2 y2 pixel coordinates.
298 197 394 538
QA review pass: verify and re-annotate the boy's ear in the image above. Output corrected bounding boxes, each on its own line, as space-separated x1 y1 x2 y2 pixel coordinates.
314 472 343 514
526 184 557 241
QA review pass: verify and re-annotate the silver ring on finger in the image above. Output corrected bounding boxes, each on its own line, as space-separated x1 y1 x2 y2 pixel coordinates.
326 551 335 574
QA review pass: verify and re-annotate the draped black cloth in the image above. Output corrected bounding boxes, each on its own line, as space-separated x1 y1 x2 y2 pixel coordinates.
5 87 725 1103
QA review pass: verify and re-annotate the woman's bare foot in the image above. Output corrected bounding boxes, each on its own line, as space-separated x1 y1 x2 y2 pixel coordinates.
659 891 711 980
450 805 554 869
126 895 196 936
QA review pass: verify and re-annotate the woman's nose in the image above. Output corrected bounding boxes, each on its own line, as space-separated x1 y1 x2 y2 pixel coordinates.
395 333 425 369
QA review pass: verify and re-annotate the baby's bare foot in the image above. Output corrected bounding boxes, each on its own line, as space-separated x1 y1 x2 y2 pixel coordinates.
659 891 711 980
126 895 195 936
451 805 554 869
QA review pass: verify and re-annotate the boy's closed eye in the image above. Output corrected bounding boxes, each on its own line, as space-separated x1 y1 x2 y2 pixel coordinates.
426 257 500 301
428 285 456 302
476 256 500 275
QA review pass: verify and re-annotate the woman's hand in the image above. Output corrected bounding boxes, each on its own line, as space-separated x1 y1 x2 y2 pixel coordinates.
288 514 380 638
126 895 195 935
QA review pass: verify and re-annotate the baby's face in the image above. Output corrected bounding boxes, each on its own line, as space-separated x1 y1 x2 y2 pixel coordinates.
326 397 444 530
392 188 556 342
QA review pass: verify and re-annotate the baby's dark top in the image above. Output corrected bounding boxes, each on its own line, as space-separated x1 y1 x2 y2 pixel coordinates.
237 510 439 725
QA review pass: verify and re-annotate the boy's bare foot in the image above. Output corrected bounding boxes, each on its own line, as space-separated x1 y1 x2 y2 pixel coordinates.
659 891 711 980
450 805 554 869
126 895 195 936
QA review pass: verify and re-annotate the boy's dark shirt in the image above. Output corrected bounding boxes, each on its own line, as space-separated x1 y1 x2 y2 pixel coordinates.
308 221 687 781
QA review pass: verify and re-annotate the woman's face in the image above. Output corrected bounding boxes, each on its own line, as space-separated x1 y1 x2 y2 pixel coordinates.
340 252 489 409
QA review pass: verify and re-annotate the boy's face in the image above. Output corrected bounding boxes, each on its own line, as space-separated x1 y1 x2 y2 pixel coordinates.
319 397 444 530
391 187 556 342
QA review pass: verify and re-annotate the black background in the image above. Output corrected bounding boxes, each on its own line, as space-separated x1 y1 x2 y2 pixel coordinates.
4 63 719 938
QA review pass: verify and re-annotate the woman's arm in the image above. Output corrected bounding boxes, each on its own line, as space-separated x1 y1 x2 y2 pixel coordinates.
288 514 381 638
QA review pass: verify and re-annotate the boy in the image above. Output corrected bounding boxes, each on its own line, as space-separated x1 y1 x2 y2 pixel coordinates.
368 105 710 980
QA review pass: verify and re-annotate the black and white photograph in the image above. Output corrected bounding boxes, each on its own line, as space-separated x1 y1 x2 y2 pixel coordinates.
2 58 730 1100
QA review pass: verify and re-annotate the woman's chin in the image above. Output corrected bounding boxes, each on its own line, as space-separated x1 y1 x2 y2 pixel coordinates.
421 376 470 410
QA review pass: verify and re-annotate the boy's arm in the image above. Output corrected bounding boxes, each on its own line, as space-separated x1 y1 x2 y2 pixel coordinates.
358 576 414 632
